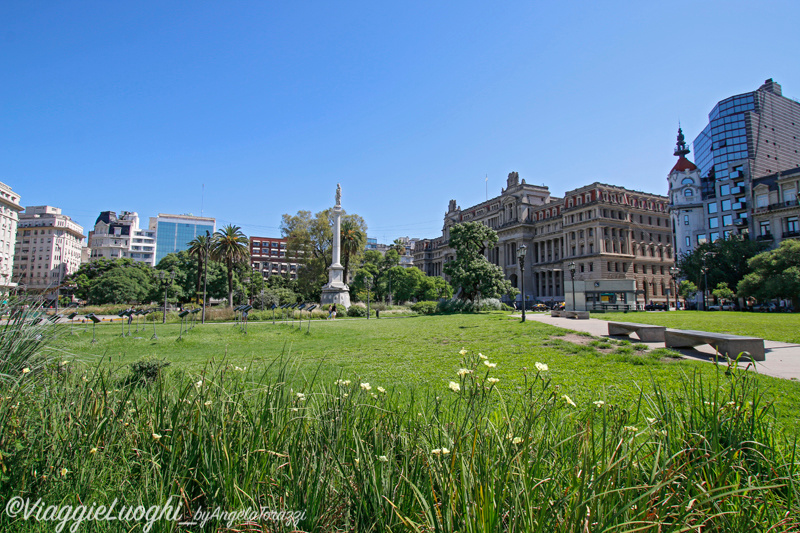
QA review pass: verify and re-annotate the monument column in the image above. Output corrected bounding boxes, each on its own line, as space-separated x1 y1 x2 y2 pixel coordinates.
320 183 351 308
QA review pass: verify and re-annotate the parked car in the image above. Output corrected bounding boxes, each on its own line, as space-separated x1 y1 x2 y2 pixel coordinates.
752 302 777 312
532 303 548 312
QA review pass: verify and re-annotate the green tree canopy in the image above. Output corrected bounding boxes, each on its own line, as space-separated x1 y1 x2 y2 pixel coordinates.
443 222 512 301
677 237 767 293
211 224 250 307
737 240 800 309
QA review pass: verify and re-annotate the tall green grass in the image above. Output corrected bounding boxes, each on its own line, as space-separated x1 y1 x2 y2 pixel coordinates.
1 349 797 532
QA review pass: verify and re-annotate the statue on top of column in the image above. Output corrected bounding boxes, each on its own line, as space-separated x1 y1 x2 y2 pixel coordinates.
335 184 342 207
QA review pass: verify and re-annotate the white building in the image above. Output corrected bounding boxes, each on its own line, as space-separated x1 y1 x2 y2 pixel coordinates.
88 211 156 266
13 206 84 294
0 182 23 292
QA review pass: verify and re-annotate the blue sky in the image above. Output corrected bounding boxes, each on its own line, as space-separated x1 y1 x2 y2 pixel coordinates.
3 1 799 244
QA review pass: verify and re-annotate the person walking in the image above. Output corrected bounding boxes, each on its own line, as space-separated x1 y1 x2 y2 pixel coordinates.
328 303 337 320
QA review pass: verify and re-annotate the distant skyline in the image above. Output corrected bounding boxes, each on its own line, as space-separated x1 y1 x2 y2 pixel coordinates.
3 1 800 245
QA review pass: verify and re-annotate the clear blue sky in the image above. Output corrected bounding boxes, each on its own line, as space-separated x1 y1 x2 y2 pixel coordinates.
3 1 799 244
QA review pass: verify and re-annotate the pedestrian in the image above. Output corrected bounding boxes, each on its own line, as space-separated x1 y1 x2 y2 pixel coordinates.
328 303 337 320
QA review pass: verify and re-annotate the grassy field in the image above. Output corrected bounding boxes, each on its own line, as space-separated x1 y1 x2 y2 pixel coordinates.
594 311 800 344
53 312 800 428
4 310 800 531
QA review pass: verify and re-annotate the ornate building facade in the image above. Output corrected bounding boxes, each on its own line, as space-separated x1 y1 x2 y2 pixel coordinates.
414 172 674 307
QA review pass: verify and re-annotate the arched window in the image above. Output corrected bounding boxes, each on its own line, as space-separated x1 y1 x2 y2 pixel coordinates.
681 177 694 185
684 189 694 197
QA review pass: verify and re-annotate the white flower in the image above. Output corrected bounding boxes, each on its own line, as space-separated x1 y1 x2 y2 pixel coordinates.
457 368 473 377
459 348 468 356
234 366 245 371
512 437 524 445
483 361 496 368
487 377 499 384
60 360 70 366
646 417 656 424
377 386 386 394
296 392 306 401
624 426 638 432
22 367 30 374
448 381 461 392
441 447 450 455
360 382 371 391
593 400 605 408
377 455 388 462
204 400 213 407
336 379 351 386
478 353 488 360
89 447 98 455
152 433 162 441
60 468 68 477
535 362 549 372
563 395 576 407
195 379 204 389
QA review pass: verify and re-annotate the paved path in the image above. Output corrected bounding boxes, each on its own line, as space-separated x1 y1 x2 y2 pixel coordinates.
518 313 800 382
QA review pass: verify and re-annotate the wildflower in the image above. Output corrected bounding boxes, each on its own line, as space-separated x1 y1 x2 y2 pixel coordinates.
441 447 450 455
291 408 298 412
512 437 524 445
378 455 388 462
343 393 349 398
90 447 98 455
432 448 442 455
60 360 70 366
195 380 204 389
479 353 488 360
459 348 468 356
234 366 245 371
623 426 638 432
377 386 386 394
483 361 496 368
204 400 213 407
563 395 576 407
487 377 499 384
152 433 162 441
354 458 359 466
457 368 473 377
646 417 656 424
448 381 461 392
370 393 378 399
296 392 306 401
22 368 30 374
593 400 605 408
535 362 548 372
335 379 351 386
81 376 88 382
360 382 372 391
60 468 68 477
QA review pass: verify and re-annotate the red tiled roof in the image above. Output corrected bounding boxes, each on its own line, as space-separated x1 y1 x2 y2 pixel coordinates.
671 156 697 172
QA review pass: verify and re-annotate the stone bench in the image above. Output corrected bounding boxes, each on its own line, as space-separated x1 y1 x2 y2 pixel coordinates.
664 329 765 361
550 310 563 317
607 321 666 342
565 311 590 319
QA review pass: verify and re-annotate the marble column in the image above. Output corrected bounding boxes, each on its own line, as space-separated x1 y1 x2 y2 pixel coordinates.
320 183 351 308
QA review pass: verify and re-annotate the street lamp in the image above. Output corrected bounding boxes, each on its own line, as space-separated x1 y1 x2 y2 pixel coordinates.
517 244 527 322
701 252 716 311
364 274 373 320
669 266 679 310
568 261 577 311
161 269 176 324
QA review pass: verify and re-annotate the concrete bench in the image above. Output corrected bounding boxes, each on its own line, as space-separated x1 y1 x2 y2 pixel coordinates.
607 321 666 342
551 310 563 317
565 311 590 320
664 329 765 361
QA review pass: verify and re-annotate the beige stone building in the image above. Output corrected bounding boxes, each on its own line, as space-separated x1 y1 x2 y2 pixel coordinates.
13 206 85 296
751 167 800 247
414 172 674 309
0 182 23 292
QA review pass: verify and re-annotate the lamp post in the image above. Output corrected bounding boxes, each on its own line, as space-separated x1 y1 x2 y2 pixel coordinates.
161 269 176 324
701 252 715 311
364 274 373 320
669 266 679 310
517 244 527 322
568 261 576 311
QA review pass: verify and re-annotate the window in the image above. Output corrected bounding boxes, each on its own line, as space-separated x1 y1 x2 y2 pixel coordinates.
707 203 718 214
684 189 693 197
685 236 690 247
709 217 719 229
759 221 770 236
681 178 694 185
757 194 768 208
710 232 720 242
721 199 731 211
785 188 797 204
787 216 799 233
684 214 689 225
697 234 707 245
720 184 730 196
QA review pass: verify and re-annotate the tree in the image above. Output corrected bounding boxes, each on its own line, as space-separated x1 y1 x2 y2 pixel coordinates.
211 225 250 307
677 237 767 294
678 280 698 308
187 233 211 304
711 282 735 304
65 258 155 304
340 219 366 283
443 222 513 301
737 240 800 310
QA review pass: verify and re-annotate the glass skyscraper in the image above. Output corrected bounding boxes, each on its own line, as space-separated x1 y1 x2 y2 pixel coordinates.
150 214 216 265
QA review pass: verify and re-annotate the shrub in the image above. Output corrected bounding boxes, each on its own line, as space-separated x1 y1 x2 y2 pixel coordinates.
437 298 504 314
411 301 438 315
347 305 373 318
128 358 170 384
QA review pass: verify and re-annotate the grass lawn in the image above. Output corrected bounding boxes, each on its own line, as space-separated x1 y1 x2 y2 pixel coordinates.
594 310 800 344
54 312 800 430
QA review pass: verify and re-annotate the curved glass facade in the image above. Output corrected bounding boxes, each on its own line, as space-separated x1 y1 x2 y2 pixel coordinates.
693 92 755 182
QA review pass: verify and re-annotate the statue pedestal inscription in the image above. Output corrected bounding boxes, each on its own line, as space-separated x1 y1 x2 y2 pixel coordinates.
320 184 351 309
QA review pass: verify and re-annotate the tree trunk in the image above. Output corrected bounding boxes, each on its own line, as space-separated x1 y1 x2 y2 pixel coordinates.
227 258 234 307
196 257 203 304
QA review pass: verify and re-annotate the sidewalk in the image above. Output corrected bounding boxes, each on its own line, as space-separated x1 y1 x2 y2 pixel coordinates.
518 313 800 381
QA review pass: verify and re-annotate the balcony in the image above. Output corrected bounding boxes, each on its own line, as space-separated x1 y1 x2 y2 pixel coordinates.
730 186 744 194
732 201 746 210
783 230 800 239
756 233 774 241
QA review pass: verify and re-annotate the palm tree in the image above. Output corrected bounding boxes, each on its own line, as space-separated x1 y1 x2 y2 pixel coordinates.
187 233 210 304
211 225 250 307
340 219 365 283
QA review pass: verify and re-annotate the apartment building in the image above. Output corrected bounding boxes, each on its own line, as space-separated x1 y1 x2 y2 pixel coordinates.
150 213 216 265
249 236 299 280
88 211 157 265
0 182 23 291
13 206 84 294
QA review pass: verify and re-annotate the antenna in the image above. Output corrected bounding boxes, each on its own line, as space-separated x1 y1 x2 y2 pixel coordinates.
485 174 488 201
201 184 204 217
